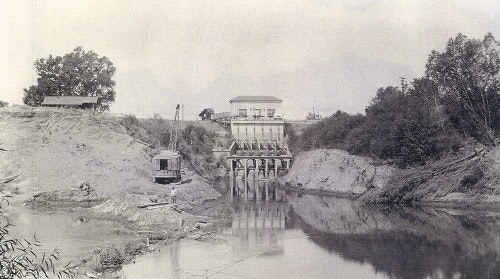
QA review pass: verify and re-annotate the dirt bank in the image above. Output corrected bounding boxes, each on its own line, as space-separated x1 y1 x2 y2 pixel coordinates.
280 146 500 207
0 106 226 276
0 106 220 203
279 149 395 195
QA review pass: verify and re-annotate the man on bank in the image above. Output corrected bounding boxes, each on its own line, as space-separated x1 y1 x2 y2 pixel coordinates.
170 186 177 206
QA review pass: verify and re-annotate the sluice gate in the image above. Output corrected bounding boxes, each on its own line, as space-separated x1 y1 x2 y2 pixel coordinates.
227 139 293 180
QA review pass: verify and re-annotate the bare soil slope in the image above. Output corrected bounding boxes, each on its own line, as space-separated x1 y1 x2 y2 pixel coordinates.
0 106 220 207
281 146 500 207
280 149 395 194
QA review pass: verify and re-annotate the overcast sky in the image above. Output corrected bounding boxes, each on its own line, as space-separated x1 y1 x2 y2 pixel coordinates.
1 0 499 120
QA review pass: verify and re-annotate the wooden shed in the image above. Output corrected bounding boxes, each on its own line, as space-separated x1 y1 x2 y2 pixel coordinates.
41 96 98 109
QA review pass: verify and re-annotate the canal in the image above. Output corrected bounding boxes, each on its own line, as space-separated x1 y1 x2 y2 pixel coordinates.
5 179 500 278
122 180 500 279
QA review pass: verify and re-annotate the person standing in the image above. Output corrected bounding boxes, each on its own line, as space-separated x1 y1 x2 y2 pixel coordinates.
170 186 177 205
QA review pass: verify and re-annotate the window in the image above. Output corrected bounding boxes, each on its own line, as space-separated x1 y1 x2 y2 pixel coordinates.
254 109 261 117
159 159 168 170
267 109 275 118
239 109 247 117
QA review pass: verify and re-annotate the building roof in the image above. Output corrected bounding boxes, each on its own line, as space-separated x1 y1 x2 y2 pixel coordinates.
229 96 282 103
41 96 98 106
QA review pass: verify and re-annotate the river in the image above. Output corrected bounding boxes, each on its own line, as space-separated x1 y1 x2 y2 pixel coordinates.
122 180 500 279
6 180 500 279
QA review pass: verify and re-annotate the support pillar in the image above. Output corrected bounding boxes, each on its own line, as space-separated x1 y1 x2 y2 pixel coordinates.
229 159 234 179
274 159 278 178
265 159 269 178
253 159 257 180
244 159 248 181
244 180 248 201
265 182 269 201
256 181 260 201
230 175 234 200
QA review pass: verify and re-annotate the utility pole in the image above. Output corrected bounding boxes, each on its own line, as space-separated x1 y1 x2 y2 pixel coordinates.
181 105 184 121
399 77 407 94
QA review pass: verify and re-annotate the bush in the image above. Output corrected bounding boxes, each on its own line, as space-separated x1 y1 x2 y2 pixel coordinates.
179 124 217 178
458 167 484 193
0 196 72 278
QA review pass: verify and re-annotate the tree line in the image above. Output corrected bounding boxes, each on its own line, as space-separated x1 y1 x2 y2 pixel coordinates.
292 33 500 167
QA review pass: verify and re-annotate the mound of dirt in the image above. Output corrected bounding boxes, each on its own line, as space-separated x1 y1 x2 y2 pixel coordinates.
0 106 220 207
280 149 395 195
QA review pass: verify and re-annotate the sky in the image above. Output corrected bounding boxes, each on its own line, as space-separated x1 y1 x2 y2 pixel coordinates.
1 0 499 120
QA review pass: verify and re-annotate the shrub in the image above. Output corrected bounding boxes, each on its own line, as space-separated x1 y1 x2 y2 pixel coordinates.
0 196 72 278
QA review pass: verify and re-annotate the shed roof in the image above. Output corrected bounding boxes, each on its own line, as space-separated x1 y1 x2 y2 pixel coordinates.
41 96 98 106
229 96 282 103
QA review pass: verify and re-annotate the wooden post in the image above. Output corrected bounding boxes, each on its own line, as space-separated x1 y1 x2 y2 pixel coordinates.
253 159 257 180
256 180 260 201
244 159 248 181
274 159 278 178
229 159 234 179
265 182 269 201
230 176 234 200
265 159 269 178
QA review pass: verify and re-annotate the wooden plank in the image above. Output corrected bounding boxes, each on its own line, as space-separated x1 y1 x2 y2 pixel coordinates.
137 202 170 208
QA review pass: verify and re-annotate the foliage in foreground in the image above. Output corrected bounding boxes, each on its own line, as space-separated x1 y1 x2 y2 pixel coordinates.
0 198 72 279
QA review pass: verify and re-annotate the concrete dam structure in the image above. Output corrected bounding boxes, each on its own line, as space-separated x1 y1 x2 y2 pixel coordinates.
223 96 293 180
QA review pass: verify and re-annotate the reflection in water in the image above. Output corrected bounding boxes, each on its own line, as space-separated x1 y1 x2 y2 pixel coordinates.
168 240 180 279
122 179 500 279
228 179 500 279
287 193 500 279
231 201 286 256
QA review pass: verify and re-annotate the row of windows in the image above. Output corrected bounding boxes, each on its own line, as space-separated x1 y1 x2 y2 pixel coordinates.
239 108 275 118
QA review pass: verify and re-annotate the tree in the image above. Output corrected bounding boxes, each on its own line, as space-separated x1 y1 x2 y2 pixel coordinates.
23 47 116 111
0 101 8 108
426 33 500 143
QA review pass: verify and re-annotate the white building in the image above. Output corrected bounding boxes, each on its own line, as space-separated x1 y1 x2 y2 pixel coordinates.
229 96 285 142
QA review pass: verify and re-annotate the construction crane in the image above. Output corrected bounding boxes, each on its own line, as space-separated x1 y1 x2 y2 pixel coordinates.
151 104 182 183
168 104 180 151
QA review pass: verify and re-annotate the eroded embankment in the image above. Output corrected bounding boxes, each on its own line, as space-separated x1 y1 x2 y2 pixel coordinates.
280 146 500 206
280 149 395 195
0 106 225 276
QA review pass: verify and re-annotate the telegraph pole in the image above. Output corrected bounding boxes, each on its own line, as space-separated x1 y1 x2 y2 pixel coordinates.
399 77 407 94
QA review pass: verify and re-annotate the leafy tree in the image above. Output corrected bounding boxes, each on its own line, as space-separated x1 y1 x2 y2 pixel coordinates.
22 86 45 107
426 33 500 143
364 86 406 160
23 46 116 111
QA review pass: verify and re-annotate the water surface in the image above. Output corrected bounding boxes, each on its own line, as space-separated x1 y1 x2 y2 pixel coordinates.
121 180 500 279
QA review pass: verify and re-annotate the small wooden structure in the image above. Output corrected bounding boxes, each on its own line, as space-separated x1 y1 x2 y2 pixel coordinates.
151 150 182 183
41 96 98 109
